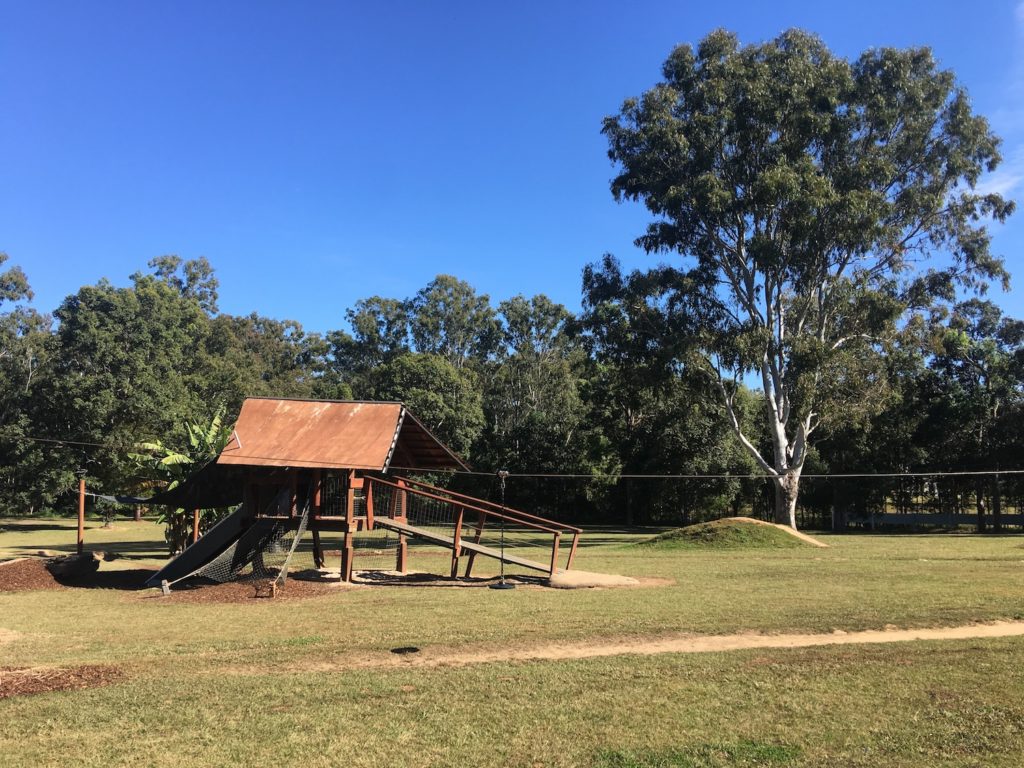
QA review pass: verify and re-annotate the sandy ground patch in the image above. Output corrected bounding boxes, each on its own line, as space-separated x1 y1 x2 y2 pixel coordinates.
548 569 640 588
252 620 1024 673
727 516 829 547
0 628 22 645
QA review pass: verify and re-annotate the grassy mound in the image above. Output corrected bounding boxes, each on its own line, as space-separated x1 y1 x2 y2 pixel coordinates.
641 517 807 549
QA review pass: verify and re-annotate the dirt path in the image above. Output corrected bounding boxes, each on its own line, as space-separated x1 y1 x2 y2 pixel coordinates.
269 620 1024 673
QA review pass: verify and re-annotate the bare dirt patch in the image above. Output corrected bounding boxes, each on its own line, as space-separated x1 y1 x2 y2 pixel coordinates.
150 578 347 604
0 558 63 592
257 620 1024 674
0 628 22 645
0 665 124 699
548 569 642 589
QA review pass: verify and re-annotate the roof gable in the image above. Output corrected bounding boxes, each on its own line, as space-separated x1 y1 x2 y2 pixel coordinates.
216 398 467 472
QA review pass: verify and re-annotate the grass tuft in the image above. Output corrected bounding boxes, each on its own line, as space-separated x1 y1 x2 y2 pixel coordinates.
594 741 801 767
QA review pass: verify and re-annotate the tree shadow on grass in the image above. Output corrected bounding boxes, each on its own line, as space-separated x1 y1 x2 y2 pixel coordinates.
0 522 71 533
56 568 158 591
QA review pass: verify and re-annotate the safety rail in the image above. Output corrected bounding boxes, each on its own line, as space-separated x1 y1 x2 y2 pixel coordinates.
364 475 580 576
396 476 581 571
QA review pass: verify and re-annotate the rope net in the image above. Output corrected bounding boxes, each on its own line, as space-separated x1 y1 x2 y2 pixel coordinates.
173 492 310 588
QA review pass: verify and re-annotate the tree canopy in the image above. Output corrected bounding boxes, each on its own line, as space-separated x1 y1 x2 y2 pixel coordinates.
602 28 1014 526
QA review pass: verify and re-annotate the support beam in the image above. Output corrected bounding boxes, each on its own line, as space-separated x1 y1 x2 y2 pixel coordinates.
341 470 355 581
312 529 324 569
77 478 85 554
450 505 464 578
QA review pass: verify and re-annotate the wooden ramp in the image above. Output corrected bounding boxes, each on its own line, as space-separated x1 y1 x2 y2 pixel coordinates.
374 518 553 574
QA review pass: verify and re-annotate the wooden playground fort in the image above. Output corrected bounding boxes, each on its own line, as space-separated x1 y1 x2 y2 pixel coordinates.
146 397 581 588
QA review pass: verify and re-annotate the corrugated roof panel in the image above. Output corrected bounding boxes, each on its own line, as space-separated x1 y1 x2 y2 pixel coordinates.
216 398 467 471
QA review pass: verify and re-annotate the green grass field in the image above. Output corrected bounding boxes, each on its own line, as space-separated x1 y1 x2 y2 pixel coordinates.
2 517 1024 767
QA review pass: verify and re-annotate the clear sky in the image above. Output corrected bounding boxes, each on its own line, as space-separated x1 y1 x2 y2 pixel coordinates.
3 0 1024 333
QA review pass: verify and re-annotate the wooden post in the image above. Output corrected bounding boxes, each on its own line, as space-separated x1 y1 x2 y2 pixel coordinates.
312 469 322 516
77 477 86 554
340 470 355 581
395 477 407 573
450 505 464 579
365 479 375 530
566 531 580 571
396 534 408 574
192 509 201 544
464 511 488 578
289 470 298 517
549 532 561 576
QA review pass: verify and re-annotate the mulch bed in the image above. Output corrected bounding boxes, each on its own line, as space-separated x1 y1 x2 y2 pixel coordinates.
0 559 64 592
0 665 124 699
152 577 344 604
0 559 157 592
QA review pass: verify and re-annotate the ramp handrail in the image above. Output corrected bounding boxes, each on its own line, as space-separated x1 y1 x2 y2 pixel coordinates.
365 476 579 574
393 476 581 571
396 476 583 534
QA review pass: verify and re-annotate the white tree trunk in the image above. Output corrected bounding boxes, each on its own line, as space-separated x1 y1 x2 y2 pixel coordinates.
773 471 800 528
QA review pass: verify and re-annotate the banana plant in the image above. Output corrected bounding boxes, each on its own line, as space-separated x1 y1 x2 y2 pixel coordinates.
130 407 234 554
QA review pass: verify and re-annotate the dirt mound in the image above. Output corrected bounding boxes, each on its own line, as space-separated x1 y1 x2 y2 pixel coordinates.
642 517 827 549
0 558 63 592
0 665 124 699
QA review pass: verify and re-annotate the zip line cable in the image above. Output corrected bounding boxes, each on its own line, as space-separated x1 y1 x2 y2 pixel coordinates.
6 431 1024 482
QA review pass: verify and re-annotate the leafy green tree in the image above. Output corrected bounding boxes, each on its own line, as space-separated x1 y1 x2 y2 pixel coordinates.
325 296 411 393
580 258 757 524
30 272 210 497
362 353 485 459
409 275 498 367
931 300 1024 530
0 254 57 514
141 255 220 314
197 312 326 408
470 295 612 516
602 29 1013 526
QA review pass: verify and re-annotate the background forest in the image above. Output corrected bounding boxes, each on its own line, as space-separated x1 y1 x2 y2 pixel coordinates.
3 248 1023 529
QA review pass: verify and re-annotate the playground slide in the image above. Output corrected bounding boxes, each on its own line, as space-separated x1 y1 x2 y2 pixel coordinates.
143 506 250 587
373 518 552 574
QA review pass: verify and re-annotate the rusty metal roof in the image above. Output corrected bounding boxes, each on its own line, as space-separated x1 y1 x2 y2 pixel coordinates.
216 397 468 472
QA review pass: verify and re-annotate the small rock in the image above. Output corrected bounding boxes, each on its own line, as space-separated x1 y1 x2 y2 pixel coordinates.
46 553 101 579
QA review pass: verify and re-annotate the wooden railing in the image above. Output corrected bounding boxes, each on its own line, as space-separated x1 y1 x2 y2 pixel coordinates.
364 475 580 576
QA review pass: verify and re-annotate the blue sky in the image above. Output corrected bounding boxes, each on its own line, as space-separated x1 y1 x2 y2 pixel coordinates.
3 0 1024 333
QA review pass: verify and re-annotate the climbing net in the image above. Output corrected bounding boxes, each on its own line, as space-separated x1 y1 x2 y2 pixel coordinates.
170 492 310 589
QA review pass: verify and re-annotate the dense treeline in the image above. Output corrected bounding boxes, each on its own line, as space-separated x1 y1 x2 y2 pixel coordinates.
1 251 1022 528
